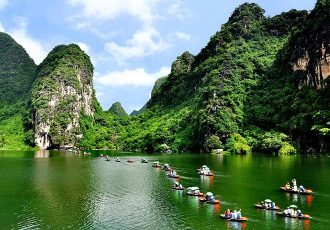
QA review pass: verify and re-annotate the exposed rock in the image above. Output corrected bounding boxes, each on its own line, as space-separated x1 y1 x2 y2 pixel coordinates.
289 0 330 88
32 44 95 149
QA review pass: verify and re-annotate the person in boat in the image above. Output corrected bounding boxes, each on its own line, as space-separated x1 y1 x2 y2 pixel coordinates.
224 209 231 218
285 182 290 190
229 211 234 219
299 185 306 192
272 202 276 208
194 189 200 195
232 210 237 219
237 209 241 219
260 201 265 208
297 210 303 217
284 208 289 216
292 179 297 191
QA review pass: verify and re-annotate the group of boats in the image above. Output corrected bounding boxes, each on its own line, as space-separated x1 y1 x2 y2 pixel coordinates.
101 154 149 164
155 161 315 222
100 155 314 223
155 162 244 221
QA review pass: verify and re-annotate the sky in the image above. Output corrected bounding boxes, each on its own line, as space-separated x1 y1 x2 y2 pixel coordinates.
0 0 316 113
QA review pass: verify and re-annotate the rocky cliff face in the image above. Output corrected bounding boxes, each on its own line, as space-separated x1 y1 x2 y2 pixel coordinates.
289 0 330 88
32 44 94 149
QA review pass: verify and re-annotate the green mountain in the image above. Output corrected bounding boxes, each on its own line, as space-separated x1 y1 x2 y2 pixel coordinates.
0 32 37 105
246 0 330 152
0 1 328 153
108 102 127 116
0 32 37 150
32 44 96 149
112 1 329 154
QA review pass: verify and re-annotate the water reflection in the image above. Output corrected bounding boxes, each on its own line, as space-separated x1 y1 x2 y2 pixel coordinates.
226 221 247 229
1 151 330 229
34 150 50 158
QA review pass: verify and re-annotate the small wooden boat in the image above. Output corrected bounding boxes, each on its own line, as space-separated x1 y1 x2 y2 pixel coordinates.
254 204 280 210
186 187 204 196
167 174 179 178
152 161 161 168
280 187 313 195
200 172 214 176
127 159 134 163
276 212 311 219
199 197 220 204
220 214 248 222
141 159 149 163
171 185 184 190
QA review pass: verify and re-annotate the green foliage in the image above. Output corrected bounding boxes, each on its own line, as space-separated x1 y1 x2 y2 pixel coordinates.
203 135 222 153
81 3 326 154
279 142 297 155
0 33 37 105
0 108 34 150
108 102 127 116
0 33 36 149
225 133 251 154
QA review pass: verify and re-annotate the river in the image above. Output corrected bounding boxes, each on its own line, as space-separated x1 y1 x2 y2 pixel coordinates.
0 150 329 229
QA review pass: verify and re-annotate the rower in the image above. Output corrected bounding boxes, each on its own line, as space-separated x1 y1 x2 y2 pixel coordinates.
299 185 306 192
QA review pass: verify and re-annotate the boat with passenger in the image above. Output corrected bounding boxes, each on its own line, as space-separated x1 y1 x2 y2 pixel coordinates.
280 179 313 195
163 164 171 171
152 161 161 168
254 199 280 210
141 158 149 163
186 187 204 196
172 182 184 190
127 158 134 163
276 205 311 219
167 170 179 178
198 165 214 176
199 192 220 204
221 209 247 222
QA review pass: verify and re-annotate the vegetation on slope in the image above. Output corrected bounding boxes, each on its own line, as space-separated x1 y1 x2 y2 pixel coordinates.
108 102 127 116
0 33 37 150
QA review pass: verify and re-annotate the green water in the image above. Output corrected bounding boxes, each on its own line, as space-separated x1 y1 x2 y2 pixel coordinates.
0 150 330 229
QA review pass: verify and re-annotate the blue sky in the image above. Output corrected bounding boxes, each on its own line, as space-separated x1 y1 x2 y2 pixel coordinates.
0 0 316 113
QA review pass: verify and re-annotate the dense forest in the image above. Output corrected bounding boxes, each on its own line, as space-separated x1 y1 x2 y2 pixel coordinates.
0 1 329 154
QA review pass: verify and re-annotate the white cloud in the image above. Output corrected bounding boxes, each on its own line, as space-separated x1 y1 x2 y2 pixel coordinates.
8 17 48 64
77 42 90 53
77 42 97 66
68 0 158 24
0 0 8 10
175 32 191 41
167 0 191 20
95 66 170 87
105 27 170 63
